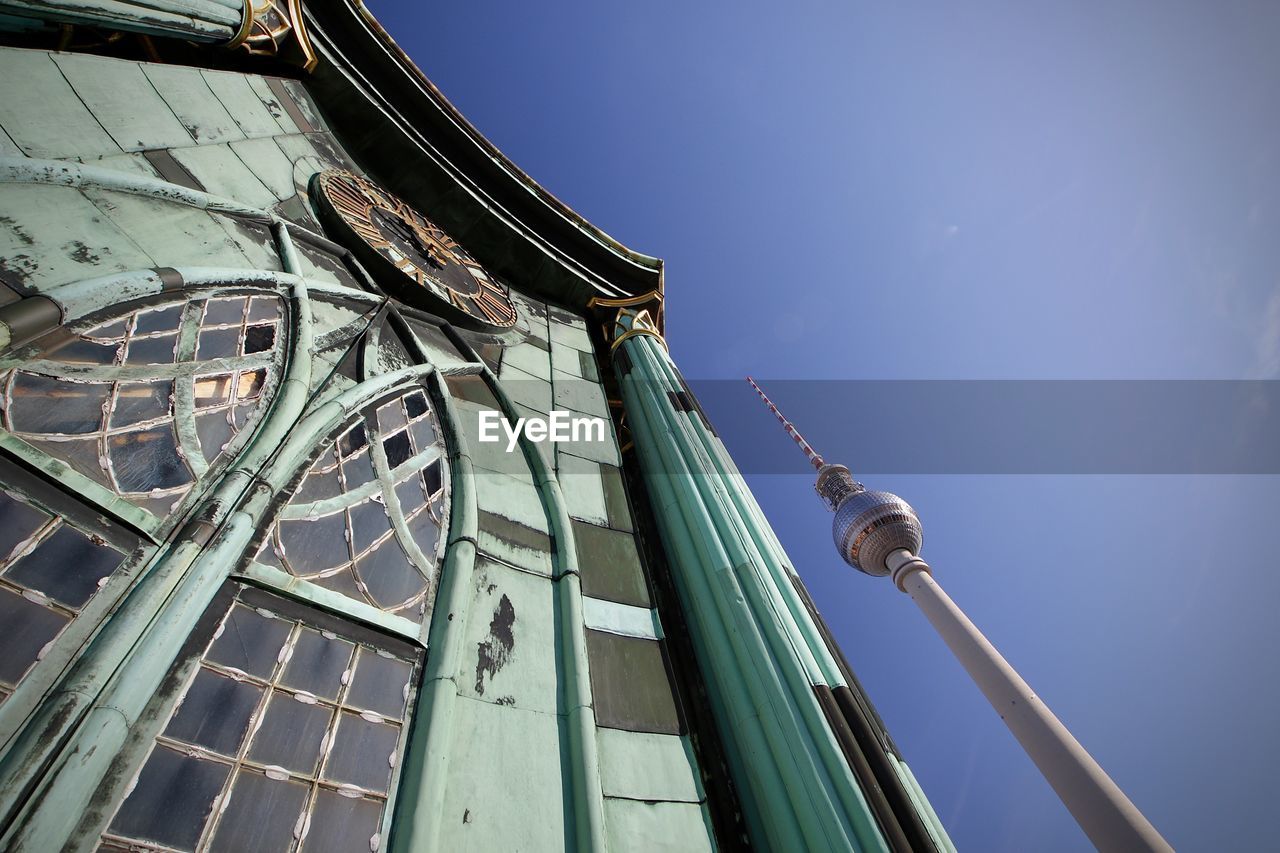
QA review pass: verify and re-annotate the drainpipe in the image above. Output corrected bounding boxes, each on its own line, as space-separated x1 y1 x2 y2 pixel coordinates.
391 363 480 853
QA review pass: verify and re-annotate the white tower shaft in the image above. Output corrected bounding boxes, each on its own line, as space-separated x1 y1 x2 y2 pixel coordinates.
887 550 1172 853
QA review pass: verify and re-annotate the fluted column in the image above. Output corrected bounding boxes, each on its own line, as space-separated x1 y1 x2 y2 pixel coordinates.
605 306 947 853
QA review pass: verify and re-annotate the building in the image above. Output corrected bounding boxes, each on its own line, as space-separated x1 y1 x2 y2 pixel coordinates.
0 2 953 850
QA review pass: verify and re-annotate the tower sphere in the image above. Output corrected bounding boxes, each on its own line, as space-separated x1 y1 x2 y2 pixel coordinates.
831 490 923 577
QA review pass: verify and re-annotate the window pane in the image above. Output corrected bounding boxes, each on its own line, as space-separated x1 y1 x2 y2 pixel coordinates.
394 477 426 516
279 513 349 576
238 369 266 400
246 691 333 776
323 711 399 794
197 327 240 360
163 667 263 755
301 788 382 853
410 515 439 562
294 460 342 504
47 338 119 365
110 380 171 429
244 324 276 354
281 628 353 701
208 769 309 852
247 297 279 323
109 426 191 492
0 587 68 686
107 745 230 851
409 417 436 454
135 305 183 335
194 373 233 408
203 297 247 326
357 538 424 611
124 333 177 364
196 411 235 467
383 430 412 469
349 500 391 555
5 524 121 608
376 398 407 434
341 451 376 491
423 459 442 497
337 423 366 457
0 490 49 559
205 604 291 678
347 650 412 720
7 373 108 434
404 391 428 420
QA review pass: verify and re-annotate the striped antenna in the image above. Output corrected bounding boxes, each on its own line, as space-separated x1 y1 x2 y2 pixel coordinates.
747 377 825 471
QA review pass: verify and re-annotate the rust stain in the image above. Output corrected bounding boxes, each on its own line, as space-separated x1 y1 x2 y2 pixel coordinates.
473 593 515 696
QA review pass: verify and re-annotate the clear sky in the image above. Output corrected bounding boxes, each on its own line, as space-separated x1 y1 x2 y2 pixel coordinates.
368 2 1280 849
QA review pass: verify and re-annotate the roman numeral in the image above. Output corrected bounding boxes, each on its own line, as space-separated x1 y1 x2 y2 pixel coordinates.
328 179 372 213
474 287 515 325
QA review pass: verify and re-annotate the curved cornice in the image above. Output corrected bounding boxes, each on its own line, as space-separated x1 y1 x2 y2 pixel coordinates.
301 0 665 311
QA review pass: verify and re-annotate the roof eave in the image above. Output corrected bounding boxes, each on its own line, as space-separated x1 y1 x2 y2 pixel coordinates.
301 0 664 311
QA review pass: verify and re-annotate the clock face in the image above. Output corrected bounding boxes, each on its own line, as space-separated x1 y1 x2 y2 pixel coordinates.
313 170 518 329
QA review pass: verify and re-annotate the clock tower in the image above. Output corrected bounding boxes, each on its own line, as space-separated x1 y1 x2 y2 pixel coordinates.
0 3 953 851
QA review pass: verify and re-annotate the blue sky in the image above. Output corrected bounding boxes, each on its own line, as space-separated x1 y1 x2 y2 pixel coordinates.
369 2 1280 849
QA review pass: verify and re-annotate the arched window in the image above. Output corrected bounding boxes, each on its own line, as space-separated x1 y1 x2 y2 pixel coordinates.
253 382 448 623
0 285 297 719
1 290 287 522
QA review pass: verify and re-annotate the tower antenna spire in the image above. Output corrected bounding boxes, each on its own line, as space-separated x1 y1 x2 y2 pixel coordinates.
748 376 861 511
746 376 825 471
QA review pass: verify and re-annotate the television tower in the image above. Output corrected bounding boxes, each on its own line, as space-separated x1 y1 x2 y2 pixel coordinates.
747 377 1172 853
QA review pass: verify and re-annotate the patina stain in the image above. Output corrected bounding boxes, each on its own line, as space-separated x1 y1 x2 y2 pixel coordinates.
0 214 34 246
67 241 100 264
473 593 515 695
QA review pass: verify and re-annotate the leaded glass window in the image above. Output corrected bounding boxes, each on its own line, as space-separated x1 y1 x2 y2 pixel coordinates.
0 293 285 520
253 386 447 623
101 585 420 853
0 488 139 704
